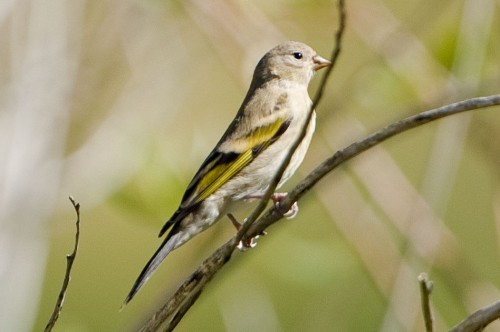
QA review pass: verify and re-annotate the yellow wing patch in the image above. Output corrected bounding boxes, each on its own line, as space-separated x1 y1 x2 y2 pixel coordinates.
195 149 253 202
190 118 290 204
243 119 286 149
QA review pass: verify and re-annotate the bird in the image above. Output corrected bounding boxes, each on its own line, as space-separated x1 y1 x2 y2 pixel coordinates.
124 41 330 304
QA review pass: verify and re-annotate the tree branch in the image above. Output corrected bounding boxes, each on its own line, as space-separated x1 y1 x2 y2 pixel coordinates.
234 0 346 267
418 273 435 332
139 93 500 331
417 273 500 332
449 300 500 332
246 95 500 238
44 196 81 332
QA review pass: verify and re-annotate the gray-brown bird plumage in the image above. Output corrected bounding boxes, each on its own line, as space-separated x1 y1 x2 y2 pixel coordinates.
124 41 330 304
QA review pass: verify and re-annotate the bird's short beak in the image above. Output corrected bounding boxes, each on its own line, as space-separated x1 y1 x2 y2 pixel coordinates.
312 55 331 71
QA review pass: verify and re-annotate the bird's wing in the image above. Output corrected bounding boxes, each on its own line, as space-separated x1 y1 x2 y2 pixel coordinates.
158 115 291 237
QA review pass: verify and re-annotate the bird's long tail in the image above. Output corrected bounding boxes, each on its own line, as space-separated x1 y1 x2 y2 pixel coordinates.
123 233 181 305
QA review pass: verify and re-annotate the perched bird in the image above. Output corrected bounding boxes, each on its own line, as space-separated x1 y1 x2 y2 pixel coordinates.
125 41 330 303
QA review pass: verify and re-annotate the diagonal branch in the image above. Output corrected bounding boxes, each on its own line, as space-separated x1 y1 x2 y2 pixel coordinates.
234 0 346 265
138 93 500 331
247 94 500 238
449 300 500 332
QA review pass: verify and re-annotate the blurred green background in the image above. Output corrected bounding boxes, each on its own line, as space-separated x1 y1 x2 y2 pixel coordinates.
1 0 499 331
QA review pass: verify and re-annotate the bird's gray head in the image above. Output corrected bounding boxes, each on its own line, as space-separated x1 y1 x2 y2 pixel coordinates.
253 41 331 86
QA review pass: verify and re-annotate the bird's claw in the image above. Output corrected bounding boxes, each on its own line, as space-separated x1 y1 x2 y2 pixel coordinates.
271 192 299 219
228 213 266 251
237 237 258 251
282 201 299 219
237 230 267 251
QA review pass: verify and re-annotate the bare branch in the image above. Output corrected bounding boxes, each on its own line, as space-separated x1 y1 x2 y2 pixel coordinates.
138 242 234 332
247 94 500 238
449 300 500 332
44 196 81 332
418 273 500 332
139 93 500 331
235 0 346 263
418 273 434 332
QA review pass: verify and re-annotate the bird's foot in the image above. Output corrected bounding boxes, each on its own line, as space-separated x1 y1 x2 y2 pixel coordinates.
227 213 266 251
244 192 299 219
270 192 299 219
237 237 258 251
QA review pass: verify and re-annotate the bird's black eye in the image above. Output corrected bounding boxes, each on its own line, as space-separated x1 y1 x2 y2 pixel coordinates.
292 52 303 60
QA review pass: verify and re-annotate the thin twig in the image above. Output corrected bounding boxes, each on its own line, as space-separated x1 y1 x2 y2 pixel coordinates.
418 272 434 332
449 300 500 332
137 2 347 331
237 0 346 261
44 196 81 332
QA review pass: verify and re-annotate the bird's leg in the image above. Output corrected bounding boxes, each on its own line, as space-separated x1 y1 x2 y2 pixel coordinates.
227 213 243 230
245 192 299 219
227 213 265 251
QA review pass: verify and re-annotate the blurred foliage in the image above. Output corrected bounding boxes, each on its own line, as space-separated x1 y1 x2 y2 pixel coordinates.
1 0 499 331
